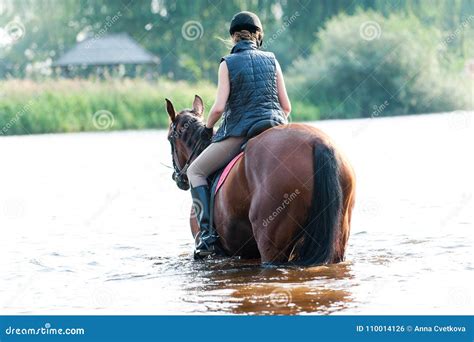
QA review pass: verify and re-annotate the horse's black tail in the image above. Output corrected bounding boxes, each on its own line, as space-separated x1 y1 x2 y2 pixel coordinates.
295 143 343 266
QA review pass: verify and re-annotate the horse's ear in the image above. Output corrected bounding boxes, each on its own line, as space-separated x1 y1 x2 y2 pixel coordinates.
165 98 176 122
192 95 204 117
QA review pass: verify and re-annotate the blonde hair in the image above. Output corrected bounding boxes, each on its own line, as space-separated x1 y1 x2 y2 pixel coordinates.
232 30 263 44
219 29 263 49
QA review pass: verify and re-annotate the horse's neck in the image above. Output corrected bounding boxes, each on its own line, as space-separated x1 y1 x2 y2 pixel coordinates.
188 127 208 156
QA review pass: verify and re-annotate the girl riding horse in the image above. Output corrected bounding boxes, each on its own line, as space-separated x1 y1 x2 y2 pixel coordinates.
166 11 356 264
186 11 291 258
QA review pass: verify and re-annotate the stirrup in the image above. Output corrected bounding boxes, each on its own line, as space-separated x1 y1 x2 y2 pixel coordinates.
193 233 217 259
193 235 226 259
194 245 226 259
193 247 216 260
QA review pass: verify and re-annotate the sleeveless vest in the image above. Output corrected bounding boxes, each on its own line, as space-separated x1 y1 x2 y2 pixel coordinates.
212 40 287 142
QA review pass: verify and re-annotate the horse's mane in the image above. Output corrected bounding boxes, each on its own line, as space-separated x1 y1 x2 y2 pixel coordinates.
175 111 208 150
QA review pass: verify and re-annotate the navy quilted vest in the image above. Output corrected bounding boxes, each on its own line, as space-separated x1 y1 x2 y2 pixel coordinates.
212 40 287 142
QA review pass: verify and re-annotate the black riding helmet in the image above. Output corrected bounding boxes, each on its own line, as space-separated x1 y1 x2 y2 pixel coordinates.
229 11 263 47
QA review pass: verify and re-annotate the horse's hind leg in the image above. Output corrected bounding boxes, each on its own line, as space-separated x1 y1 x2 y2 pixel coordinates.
248 188 311 264
216 213 260 258
249 216 295 263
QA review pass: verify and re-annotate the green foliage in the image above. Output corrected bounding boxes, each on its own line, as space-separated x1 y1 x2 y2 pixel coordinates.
0 79 217 135
288 11 471 118
0 78 329 135
1 1 473 134
2 0 473 80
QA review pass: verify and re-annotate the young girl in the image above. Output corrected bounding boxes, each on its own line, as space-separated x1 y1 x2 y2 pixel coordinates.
187 11 292 258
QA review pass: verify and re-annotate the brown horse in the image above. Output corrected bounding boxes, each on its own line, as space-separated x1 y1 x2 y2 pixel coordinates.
166 95 356 265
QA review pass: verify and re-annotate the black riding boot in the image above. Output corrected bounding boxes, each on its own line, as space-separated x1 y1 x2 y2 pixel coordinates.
190 185 218 259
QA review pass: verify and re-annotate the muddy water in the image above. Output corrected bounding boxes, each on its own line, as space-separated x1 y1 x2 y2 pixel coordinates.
0 112 472 315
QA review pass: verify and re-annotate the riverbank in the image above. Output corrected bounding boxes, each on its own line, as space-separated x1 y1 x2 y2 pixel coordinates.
0 79 320 136
1 79 471 136
0 79 215 135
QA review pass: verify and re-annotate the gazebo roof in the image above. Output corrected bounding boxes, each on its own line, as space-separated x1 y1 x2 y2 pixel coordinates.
53 33 158 67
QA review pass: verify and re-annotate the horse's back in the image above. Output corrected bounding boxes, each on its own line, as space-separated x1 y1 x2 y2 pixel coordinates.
244 123 338 187
243 123 355 263
249 123 336 154
215 123 355 263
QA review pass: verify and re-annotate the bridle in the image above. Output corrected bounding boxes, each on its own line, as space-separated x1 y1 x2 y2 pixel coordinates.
168 121 209 189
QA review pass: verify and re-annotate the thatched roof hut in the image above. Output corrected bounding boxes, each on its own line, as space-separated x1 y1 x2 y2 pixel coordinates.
53 33 159 77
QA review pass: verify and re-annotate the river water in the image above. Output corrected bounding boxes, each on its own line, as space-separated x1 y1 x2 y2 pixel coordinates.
0 112 472 315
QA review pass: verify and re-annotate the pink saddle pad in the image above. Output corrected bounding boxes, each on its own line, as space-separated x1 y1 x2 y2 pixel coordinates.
215 152 244 194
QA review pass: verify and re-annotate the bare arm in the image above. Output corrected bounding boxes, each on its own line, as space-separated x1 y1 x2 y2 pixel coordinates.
276 59 291 116
205 61 230 129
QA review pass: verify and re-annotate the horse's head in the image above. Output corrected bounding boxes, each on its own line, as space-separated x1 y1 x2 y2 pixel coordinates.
165 95 208 191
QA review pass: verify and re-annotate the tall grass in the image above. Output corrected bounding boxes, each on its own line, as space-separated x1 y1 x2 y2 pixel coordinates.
0 78 322 136
0 79 218 136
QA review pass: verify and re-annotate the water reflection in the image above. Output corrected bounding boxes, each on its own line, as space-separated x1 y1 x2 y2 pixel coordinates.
182 260 353 314
230 286 351 315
